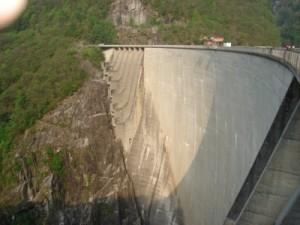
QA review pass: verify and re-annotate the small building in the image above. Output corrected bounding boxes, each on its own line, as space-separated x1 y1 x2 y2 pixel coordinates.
203 36 225 47
211 36 225 43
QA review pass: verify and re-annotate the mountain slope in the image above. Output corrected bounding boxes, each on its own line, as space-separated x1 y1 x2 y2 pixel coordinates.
0 0 116 179
273 0 300 45
116 0 281 45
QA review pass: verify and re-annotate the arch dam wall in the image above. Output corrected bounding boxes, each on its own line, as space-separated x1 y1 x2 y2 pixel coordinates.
100 46 300 225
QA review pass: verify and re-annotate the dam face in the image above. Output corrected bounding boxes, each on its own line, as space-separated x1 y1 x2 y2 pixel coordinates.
103 47 298 225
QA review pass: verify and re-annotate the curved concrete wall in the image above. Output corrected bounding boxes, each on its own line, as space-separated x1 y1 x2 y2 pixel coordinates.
105 48 295 225
237 103 300 225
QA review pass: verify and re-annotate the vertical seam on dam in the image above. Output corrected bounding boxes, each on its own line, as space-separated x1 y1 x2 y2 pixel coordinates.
146 139 167 224
119 141 145 225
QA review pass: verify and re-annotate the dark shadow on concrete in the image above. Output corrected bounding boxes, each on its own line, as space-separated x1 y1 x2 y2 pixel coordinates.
282 193 300 225
227 78 300 221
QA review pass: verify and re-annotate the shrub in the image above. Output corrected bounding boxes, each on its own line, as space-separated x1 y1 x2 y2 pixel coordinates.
47 147 64 175
89 20 117 44
82 47 104 67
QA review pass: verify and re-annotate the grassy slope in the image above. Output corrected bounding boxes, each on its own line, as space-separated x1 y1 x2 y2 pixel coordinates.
143 0 281 45
0 0 116 182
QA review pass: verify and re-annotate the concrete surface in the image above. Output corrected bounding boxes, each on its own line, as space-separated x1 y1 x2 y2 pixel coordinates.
237 102 300 225
103 47 299 225
281 190 300 225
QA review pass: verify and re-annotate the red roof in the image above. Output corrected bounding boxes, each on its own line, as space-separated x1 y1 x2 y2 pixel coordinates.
211 36 224 42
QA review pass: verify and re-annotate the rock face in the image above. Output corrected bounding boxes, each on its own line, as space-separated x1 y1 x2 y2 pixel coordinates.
109 0 160 44
0 60 141 225
104 48 295 225
110 0 148 26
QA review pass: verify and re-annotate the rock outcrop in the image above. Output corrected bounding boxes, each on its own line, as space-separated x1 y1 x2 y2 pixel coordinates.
110 0 148 26
0 59 141 225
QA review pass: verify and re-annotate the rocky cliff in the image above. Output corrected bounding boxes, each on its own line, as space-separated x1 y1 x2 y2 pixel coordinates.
110 0 148 26
0 58 141 225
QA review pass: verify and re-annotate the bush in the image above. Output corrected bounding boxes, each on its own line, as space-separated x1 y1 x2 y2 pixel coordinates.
89 20 117 43
82 47 104 68
47 147 64 175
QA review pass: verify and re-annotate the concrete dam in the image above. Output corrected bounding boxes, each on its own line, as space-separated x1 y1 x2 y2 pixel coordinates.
100 46 300 225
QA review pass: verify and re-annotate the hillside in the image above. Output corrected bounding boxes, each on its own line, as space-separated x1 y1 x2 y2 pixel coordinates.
116 0 281 45
0 2 122 223
0 0 116 178
273 0 300 45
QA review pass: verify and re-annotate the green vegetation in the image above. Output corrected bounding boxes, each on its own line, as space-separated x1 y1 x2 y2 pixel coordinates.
47 147 64 175
274 0 300 45
82 47 105 68
142 0 281 45
98 202 114 217
0 203 45 225
11 210 42 225
0 0 117 179
14 161 22 173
